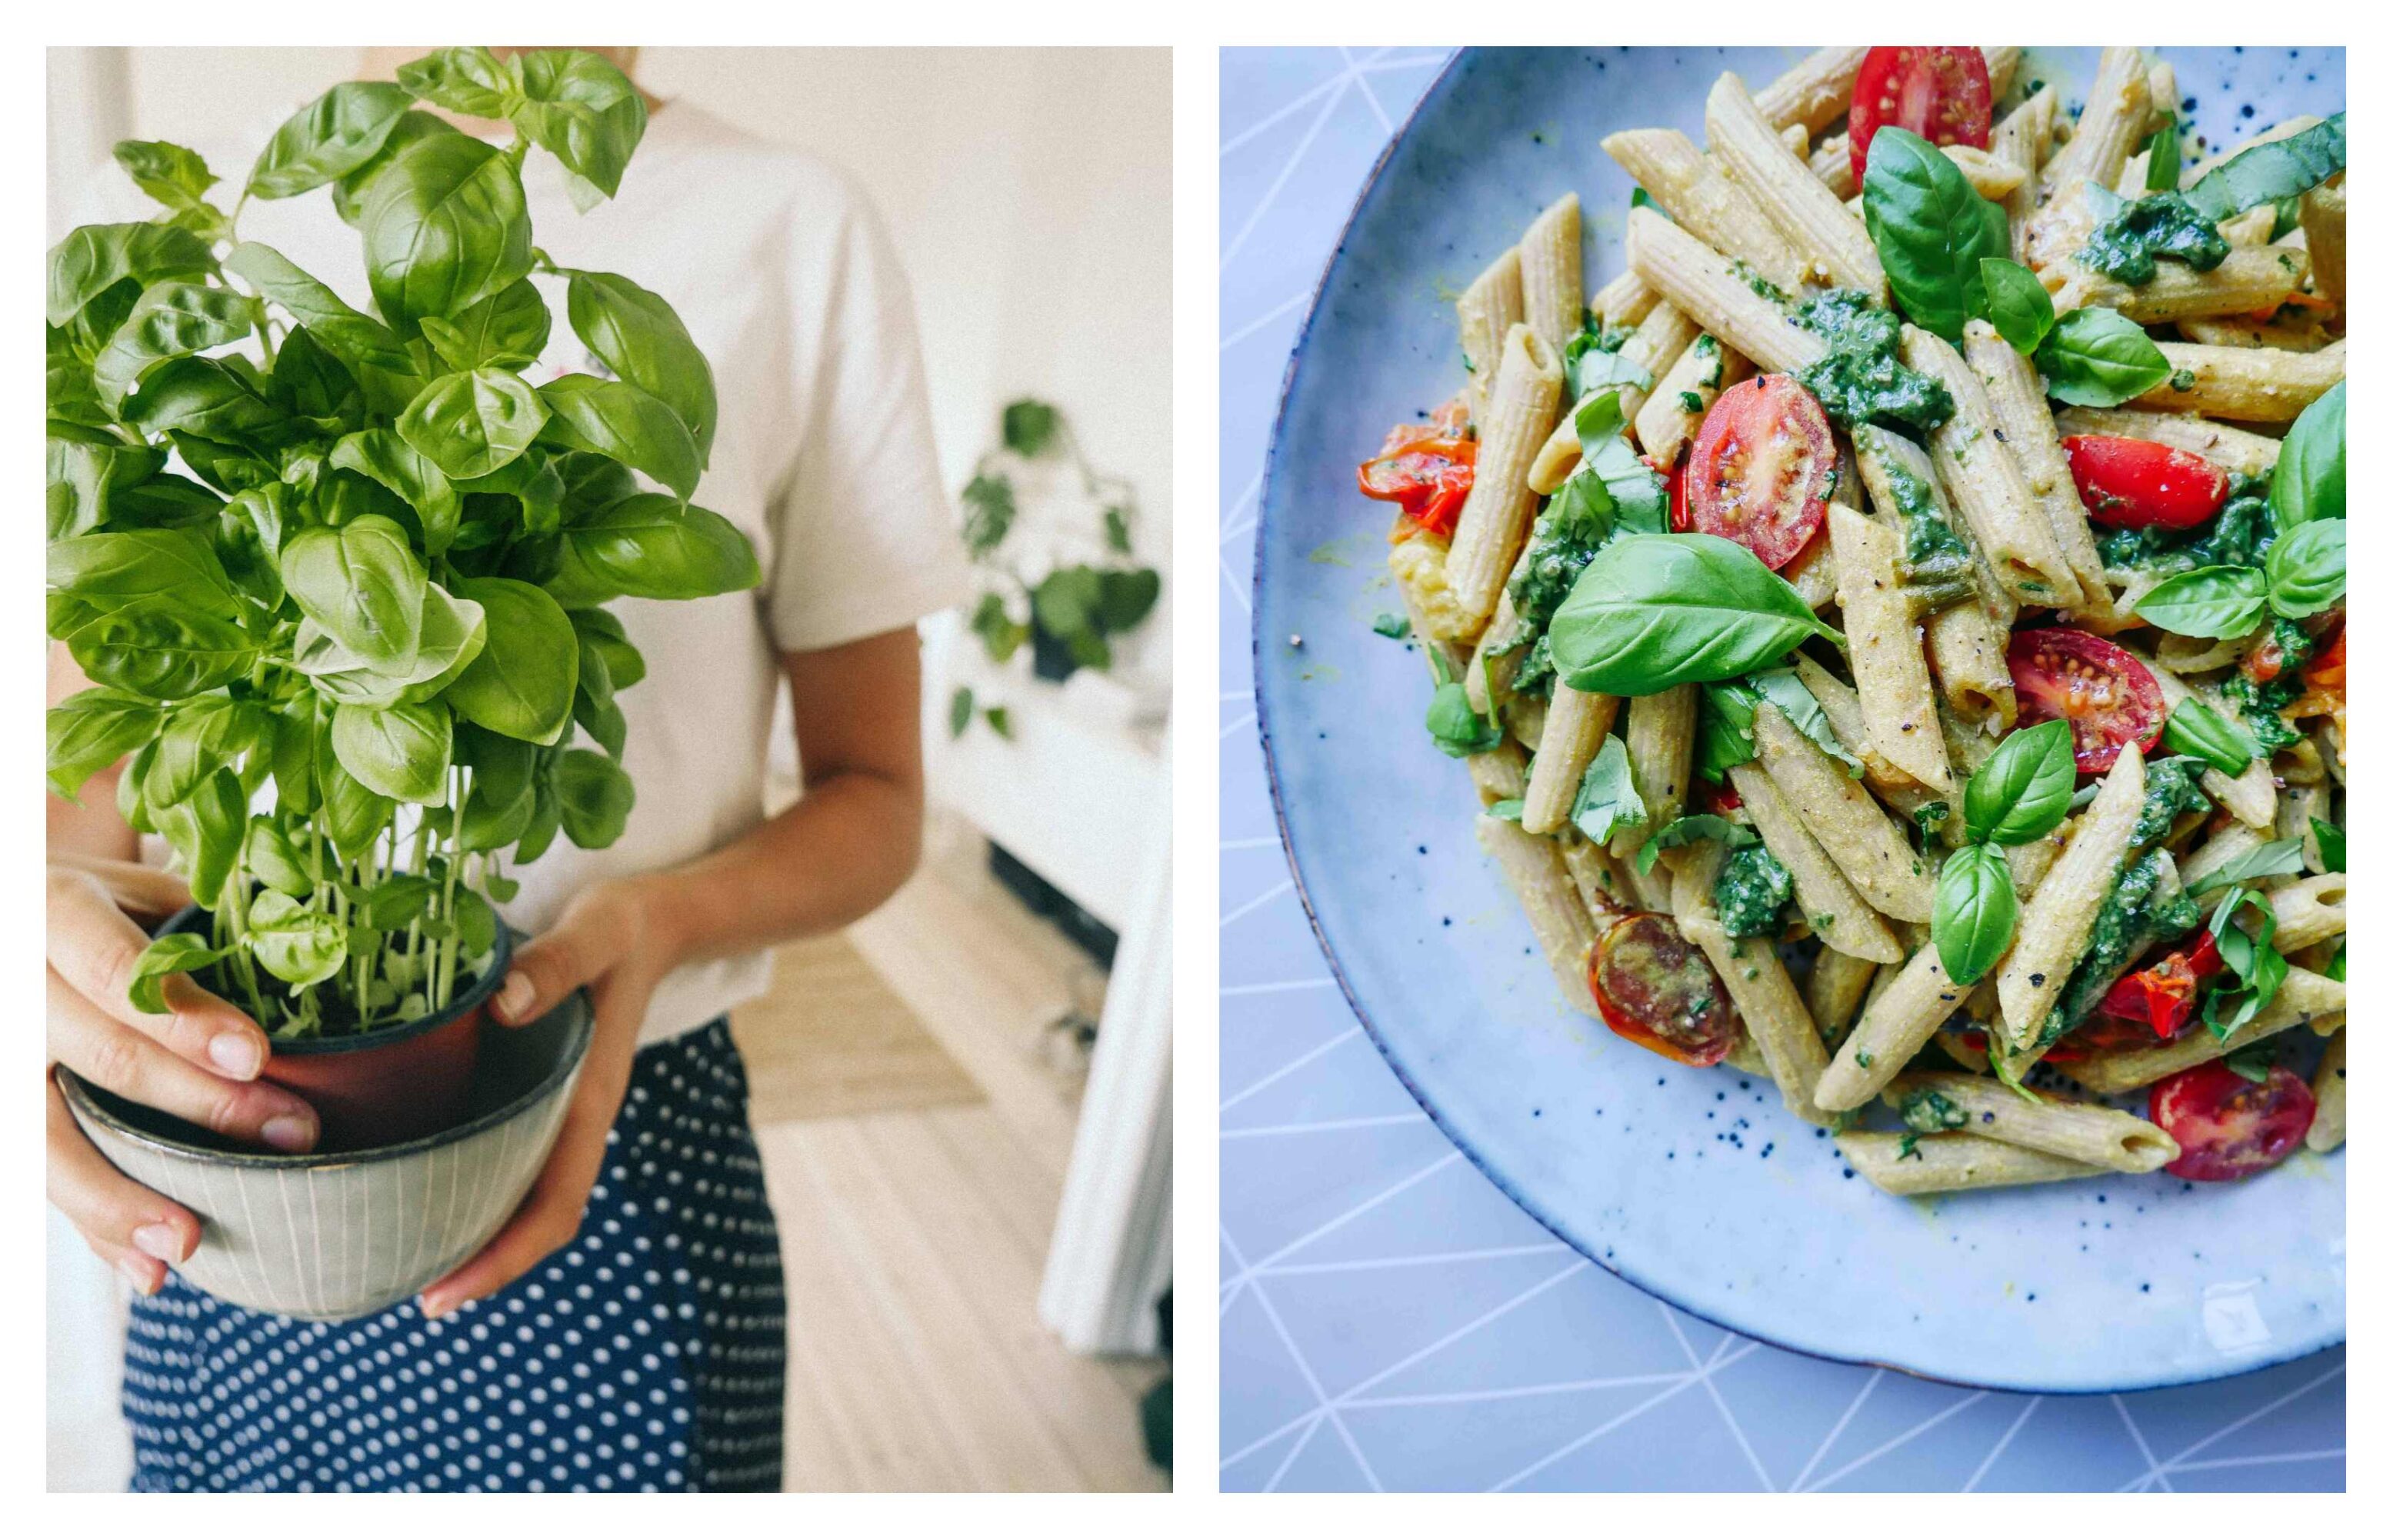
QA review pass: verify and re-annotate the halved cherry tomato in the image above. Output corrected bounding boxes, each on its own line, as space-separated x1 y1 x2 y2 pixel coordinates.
1849 48 1995 188
2008 627 2167 774
2062 435 2230 531
1683 375 1832 570
2098 933 2224 1041
2150 1062 2316 1182
1358 429 1478 541
1666 450 1691 532
1591 914 1737 1067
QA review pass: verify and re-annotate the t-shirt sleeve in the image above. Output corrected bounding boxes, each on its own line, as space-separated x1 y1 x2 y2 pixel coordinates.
758 181 972 653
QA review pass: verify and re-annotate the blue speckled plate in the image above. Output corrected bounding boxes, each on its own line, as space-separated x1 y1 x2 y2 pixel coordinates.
1254 45 2345 1393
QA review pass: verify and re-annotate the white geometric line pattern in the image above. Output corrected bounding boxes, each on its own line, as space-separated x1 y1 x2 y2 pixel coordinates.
1217 45 2346 1492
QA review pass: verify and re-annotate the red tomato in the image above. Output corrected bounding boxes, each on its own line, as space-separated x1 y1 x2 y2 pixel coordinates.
2242 632 2291 685
2305 622 2345 696
1358 432 1477 541
1693 778 1742 815
1666 451 1691 532
1849 48 1995 188
2062 435 2230 531
2150 1062 2317 1182
1591 914 1737 1068
2008 627 2167 774
1683 375 1833 570
2098 933 2224 1040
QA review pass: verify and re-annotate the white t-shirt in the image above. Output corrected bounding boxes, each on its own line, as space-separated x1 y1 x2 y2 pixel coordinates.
84 103 972 1044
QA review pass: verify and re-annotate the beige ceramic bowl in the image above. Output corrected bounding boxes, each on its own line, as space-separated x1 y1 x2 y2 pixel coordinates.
60 992 592 1322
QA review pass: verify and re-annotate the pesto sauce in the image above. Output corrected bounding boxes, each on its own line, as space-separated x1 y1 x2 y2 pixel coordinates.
1875 455 1977 605
2221 671 2304 753
1898 1087 1970 1134
1713 841 1795 939
2079 192 2231 286
1788 289 1955 435
2095 472 2275 575
1691 333 1724 388
2131 755 2213 847
2039 849 2202 1047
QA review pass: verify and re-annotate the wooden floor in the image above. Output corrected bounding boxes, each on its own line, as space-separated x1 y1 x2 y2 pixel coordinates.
756 814 1168 1492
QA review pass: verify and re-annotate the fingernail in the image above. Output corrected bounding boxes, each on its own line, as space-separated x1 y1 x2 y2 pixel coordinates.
117 1258 158 1295
419 1292 451 1320
261 1114 315 1152
132 1222 185 1265
495 972 535 1022
208 1032 261 1078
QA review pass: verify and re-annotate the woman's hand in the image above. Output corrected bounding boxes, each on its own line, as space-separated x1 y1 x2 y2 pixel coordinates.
46 856 322 1295
418 875 683 1319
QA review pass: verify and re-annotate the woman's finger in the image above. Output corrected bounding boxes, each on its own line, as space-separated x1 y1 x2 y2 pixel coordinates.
46 1075 200 1295
48 969 318 1153
48 852 192 919
45 865 272 1080
489 889 635 1027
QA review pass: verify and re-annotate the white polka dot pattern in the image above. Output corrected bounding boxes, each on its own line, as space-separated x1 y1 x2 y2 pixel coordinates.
123 1021 788 1492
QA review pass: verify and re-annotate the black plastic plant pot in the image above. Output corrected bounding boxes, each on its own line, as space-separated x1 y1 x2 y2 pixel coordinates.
158 905 511 1153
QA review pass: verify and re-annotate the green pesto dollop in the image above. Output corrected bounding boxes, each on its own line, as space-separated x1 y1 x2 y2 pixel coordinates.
2080 192 2231 285
1713 841 1795 939
2041 848 2202 1047
1789 289 1955 435
1875 455 1977 606
2096 471 2276 575
2221 671 2304 753
2131 755 2214 847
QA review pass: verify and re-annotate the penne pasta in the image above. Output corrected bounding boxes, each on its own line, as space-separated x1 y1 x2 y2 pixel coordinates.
1961 321 2115 620
1728 762 1905 964
1752 47 1870 136
1816 945 1967 1111
1806 948 1880 1047
1882 1071 2180 1174
1706 72 1886 298
1521 685 1621 835
1675 882 1831 1124
1518 194 1583 358
1825 501 1957 794
1477 813 1601 1016
1609 685 1698 859
2050 246 2311 325
1590 266 1660 329
2132 340 2345 423
1838 1132 2109 1196
1624 207 1826 375
1634 333 1751 466
1997 743 2145 1054
1899 326 2085 608
1602 128 1809 294
1456 247 1525 416
2050 405 2283 478
2306 1032 2345 1154
2070 965 2345 1093
2301 183 2345 310
1439 323 1563 637
1753 697 1938 922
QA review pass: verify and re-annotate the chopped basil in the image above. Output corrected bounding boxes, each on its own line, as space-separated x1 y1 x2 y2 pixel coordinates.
1371 612 1411 640
1570 735 1647 843
2161 697 2260 776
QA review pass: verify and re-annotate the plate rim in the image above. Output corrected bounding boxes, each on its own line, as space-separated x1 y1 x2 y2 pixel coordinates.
1245 42 2345 1396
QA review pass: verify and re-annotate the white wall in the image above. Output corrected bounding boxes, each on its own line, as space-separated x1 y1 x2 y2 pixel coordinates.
44 45 1171 1490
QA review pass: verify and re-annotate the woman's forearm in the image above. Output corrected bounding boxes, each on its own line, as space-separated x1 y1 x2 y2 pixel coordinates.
636 767 923 968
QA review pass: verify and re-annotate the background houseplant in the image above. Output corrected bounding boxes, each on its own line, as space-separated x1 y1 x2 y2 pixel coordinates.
46 45 757 1142
952 398 1161 737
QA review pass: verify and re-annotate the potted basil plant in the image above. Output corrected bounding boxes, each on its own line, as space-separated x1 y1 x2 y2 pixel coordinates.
47 47 758 1149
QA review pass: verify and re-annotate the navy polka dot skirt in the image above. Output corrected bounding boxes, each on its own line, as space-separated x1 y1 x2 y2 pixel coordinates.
122 1018 788 1492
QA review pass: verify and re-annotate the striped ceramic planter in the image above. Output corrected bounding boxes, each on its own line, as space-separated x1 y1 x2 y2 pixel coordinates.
59 991 592 1322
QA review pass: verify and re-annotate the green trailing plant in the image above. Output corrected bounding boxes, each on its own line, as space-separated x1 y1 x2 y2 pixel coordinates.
46 48 759 1035
953 398 1159 737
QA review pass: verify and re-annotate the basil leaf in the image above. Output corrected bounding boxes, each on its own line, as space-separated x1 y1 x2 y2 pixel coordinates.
398 368 550 481
2311 818 2344 874
121 355 289 445
329 428 463 556
554 747 636 848
2264 518 2345 618
1961 718 2075 845
330 700 454 805
1635 813 1755 875
124 931 233 1015
248 82 415 199
279 515 428 665
46 687 163 803
419 278 551 372
46 222 215 329
143 696 268 807
1933 842 2018 986
48 527 238 620
2270 381 2343 528
509 51 648 205
568 606 646 691
542 494 761 607
114 139 219 212
246 890 349 988
244 817 314 900
317 723 395 864
565 270 719 464
2188 838 2307 898
1977 258 2055 354
1862 126 2009 341
1695 679 1759 783
329 109 462 228
445 577 581 745
1549 534 1841 696
395 46 521 118
2132 564 2270 638
361 134 535 338
63 595 257 701
91 281 254 407
158 765 246 903
1571 735 1647 845
1748 668 1859 776
1487 798 1525 822
534 374 700 501
2144 117 2182 193
2204 885 2289 1037
2183 113 2346 221
2161 697 2259 776
2032 306 2171 408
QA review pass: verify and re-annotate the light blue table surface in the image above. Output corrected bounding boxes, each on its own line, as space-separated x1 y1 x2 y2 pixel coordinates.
1218 45 2345 1493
